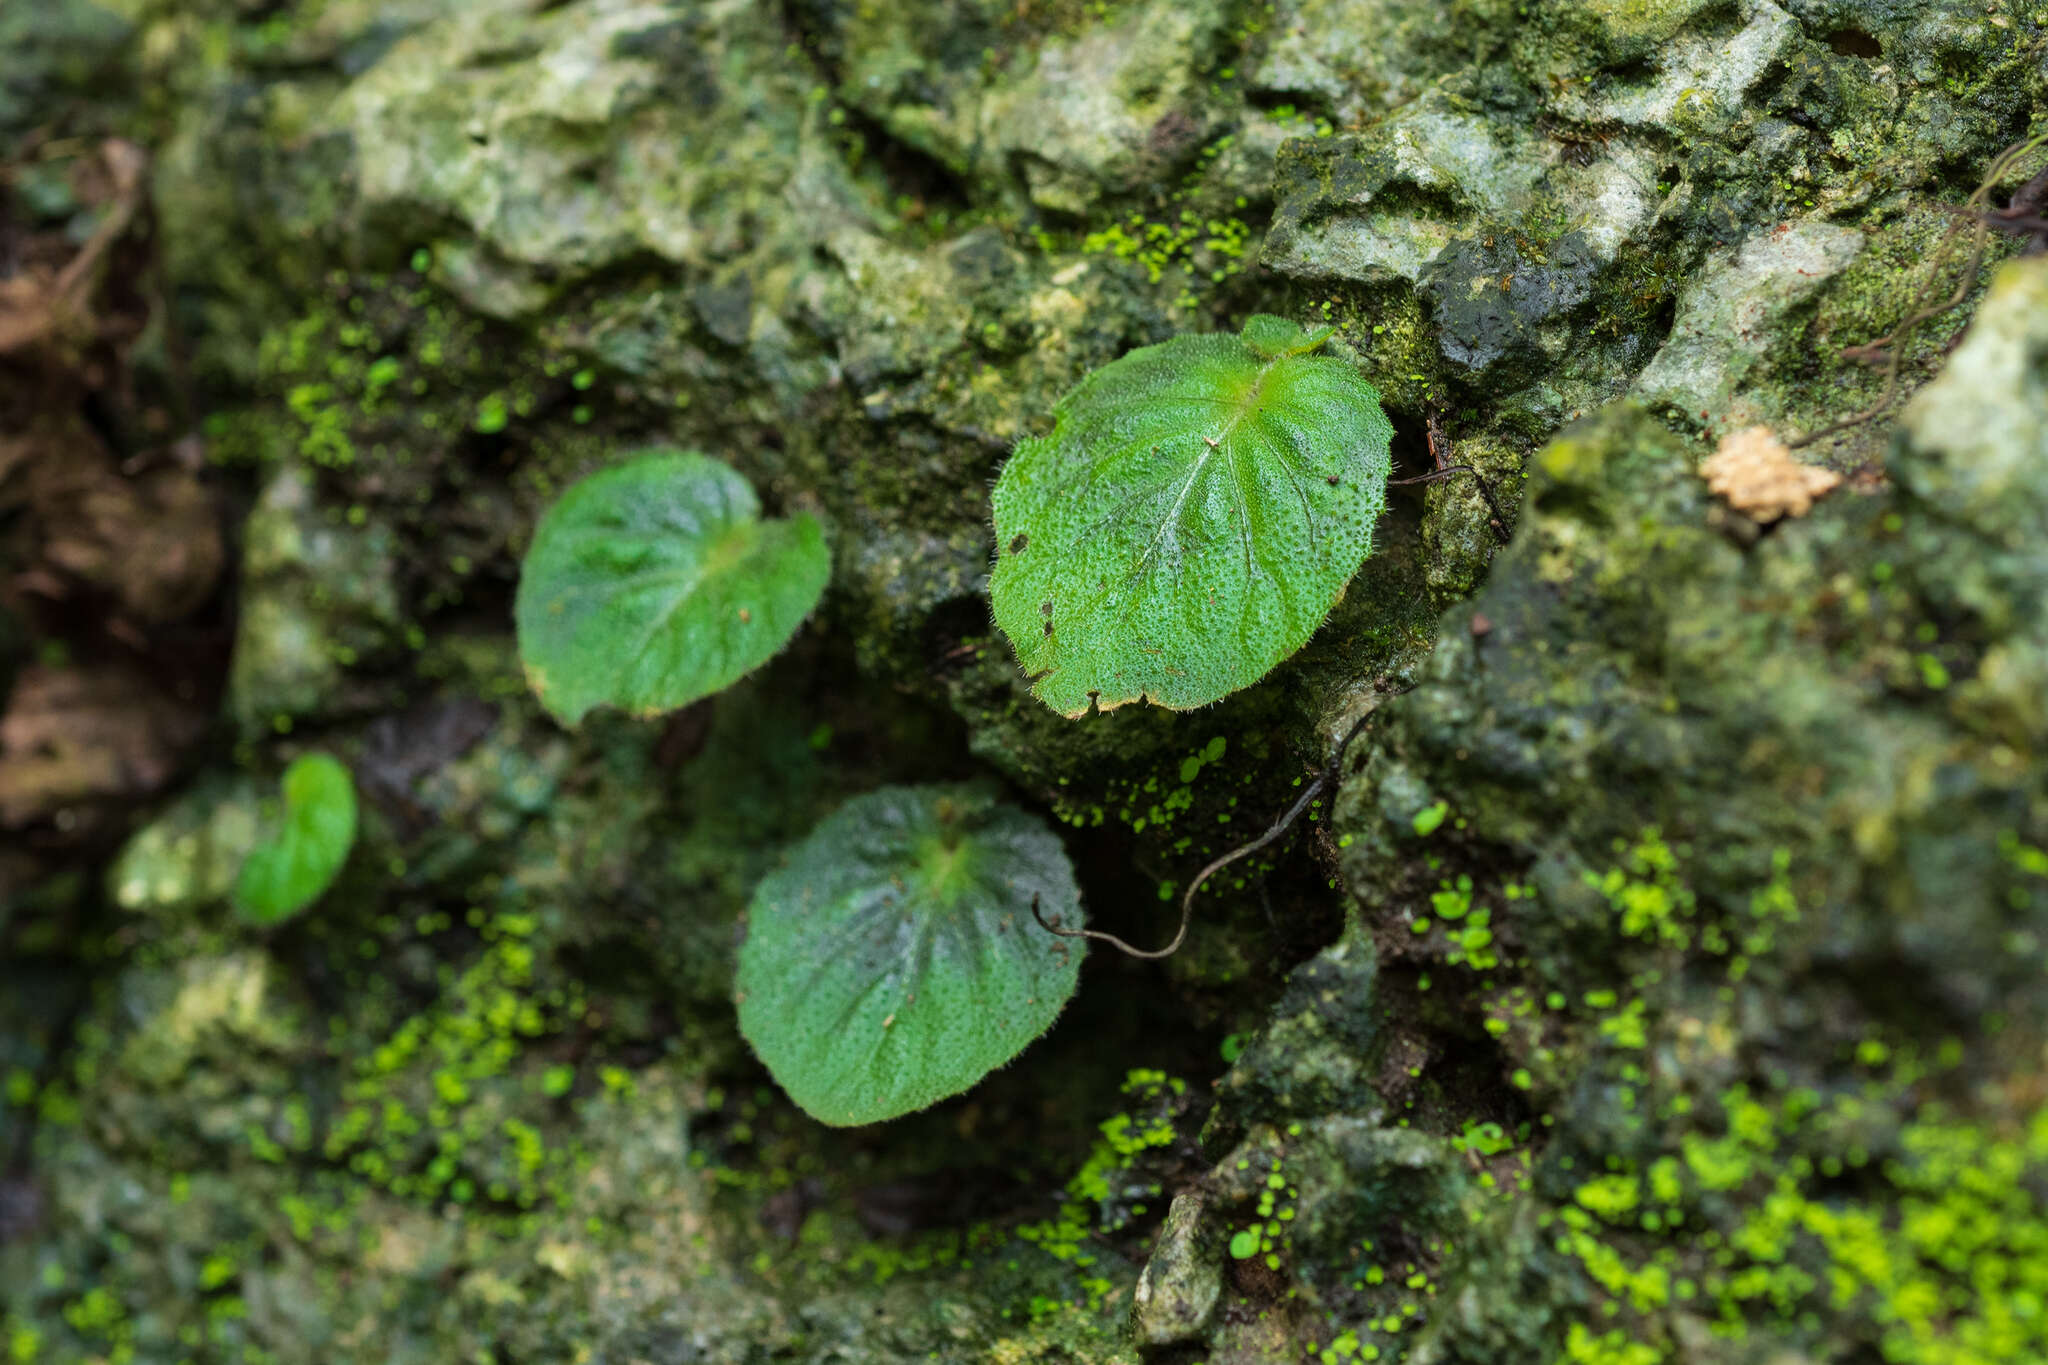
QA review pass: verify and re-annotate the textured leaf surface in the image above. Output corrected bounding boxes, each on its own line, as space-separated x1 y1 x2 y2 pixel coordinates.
233 753 357 924
990 315 1393 715
514 450 828 724
735 784 1084 1126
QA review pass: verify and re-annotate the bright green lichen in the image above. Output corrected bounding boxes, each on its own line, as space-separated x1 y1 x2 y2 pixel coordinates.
1021 1070 1188 1274
1587 830 1696 947
1553 1052 2048 1365
318 904 593 1211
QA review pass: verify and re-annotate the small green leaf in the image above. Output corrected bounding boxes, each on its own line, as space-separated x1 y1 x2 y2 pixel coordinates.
990 315 1393 716
233 753 357 924
514 450 829 723
735 784 1085 1126
1229 1227 1261 1259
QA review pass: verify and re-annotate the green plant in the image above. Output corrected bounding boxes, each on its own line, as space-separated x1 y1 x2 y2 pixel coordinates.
734 783 1085 1126
514 449 829 724
512 376 1393 1115
233 753 357 924
515 452 1096 1125
990 314 1393 716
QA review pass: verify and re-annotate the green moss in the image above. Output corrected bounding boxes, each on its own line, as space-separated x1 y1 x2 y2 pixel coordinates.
1545 1046 2048 1365
14 2 2048 1361
1019 1071 1190 1294
1048 132 1265 311
1765 207 2023 466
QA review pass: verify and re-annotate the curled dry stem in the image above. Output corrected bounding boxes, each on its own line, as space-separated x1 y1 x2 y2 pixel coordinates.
1389 464 1513 545
1032 712 1376 959
1790 130 2048 450
1388 412 1512 545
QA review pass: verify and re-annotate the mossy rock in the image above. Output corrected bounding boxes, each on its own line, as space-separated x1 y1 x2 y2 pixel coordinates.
9 1 2048 1361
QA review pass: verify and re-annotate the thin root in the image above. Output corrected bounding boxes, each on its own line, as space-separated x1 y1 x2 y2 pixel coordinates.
1790 131 2048 450
1387 413 1513 544
1389 464 1514 545
1033 712 1376 960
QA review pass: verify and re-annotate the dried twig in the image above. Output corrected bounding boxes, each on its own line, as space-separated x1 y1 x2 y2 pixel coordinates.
1386 412 1512 545
1790 131 2048 449
1033 712 1375 959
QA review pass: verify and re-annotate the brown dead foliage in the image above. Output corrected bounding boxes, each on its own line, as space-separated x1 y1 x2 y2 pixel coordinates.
0 663 206 828
0 138 149 357
2 421 221 624
1 137 224 836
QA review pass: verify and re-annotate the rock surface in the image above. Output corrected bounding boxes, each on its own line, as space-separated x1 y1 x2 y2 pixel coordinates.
2 1 2045 1362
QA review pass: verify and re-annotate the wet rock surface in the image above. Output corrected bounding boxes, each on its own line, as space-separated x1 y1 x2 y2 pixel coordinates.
2 0 2046 1361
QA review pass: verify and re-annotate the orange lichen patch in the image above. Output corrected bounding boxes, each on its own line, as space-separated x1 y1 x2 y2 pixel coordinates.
1702 426 1842 522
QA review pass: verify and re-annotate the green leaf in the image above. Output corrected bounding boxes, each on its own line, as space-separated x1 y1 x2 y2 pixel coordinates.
735 783 1085 1126
1412 800 1450 836
233 753 357 925
514 450 829 724
990 314 1393 716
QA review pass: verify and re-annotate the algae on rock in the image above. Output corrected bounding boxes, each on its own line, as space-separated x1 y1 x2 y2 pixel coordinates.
5 0 2047 1361
1170 256 2048 1363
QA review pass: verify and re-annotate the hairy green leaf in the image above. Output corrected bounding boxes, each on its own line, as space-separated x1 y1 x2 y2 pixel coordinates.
735 784 1085 1126
234 753 357 925
990 315 1393 716
514 450 829 724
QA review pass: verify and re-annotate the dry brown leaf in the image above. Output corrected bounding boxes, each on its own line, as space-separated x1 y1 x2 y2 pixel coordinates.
0 663 204 827
1 415 222 622
0 139 148 356
1702 425 1843 522
39 461 222 623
